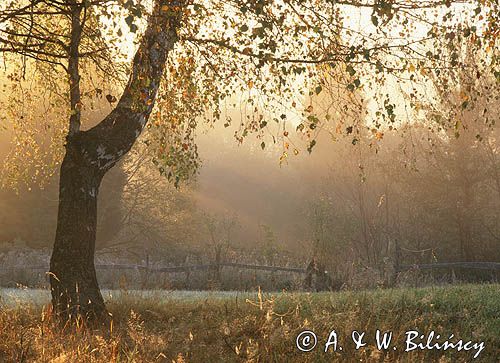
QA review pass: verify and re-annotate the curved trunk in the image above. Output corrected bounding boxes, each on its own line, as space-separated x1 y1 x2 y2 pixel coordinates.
49 0 182 321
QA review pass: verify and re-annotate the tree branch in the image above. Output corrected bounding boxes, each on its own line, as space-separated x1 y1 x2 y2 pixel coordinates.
67 1 83 136
76 0 184 172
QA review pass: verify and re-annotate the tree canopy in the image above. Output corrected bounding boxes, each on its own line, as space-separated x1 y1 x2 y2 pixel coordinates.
1 0 497 188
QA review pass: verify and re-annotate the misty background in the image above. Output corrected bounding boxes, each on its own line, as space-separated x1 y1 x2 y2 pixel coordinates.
1 100 499 289
1 41 499 290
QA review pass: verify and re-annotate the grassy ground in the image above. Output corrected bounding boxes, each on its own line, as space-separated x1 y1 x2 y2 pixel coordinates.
0 284 498 362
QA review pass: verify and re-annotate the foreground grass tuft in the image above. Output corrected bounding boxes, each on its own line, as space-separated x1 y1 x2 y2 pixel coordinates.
0 284 498 362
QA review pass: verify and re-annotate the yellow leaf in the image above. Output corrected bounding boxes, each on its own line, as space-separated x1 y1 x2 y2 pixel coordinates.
279 151 288 165
336 123 342 134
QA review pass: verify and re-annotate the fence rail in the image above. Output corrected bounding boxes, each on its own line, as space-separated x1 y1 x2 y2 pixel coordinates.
397 262 500 272
0 262 307 274
1 262 499 274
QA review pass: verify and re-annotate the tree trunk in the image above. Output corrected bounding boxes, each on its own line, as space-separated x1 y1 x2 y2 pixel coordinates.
50 139 106 321
49 0 182 321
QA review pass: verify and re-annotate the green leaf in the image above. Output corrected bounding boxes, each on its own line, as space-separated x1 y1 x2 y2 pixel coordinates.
346 65 356 76
307 140 316 153
307 115 319 124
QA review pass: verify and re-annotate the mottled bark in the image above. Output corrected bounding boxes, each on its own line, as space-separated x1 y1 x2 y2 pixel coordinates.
49 0 182 321
49 137 106 320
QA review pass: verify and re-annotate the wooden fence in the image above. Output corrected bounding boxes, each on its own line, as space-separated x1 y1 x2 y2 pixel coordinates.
396 262 500 272
1 261 499 274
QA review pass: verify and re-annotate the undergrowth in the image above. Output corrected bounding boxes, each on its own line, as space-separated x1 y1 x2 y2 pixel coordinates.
0 284 498 362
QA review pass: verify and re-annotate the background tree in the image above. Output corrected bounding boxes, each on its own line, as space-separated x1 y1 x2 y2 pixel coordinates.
203 212 238 284
302 26 499 283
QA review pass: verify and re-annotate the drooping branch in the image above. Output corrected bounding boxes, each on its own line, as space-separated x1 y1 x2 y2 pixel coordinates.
183 36 437 66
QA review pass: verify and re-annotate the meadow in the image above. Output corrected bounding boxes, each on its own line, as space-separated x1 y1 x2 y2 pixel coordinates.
0 284 498 362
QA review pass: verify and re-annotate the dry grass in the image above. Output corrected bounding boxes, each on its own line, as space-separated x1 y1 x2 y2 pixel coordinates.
0 284 498 362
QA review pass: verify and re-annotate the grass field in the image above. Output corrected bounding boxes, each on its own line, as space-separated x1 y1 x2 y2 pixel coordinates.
0 284 498 362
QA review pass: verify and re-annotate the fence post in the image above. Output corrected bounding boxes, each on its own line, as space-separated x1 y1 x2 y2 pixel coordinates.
391 239 401 286
215 246 221 284
184 256 191 288
140 253 150 289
